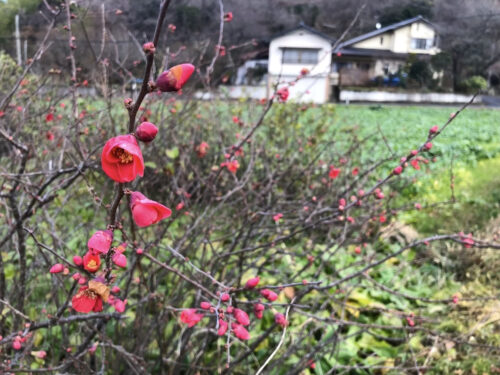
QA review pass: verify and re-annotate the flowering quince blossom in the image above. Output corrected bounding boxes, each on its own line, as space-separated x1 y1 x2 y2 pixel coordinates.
72 280 110 313
83 251 101 273
276 87 289 102
87 230 113 254
220 293 230 302
221 159 240 174
101 135 144 183
130 191 172 227
329 166 340 179
411 159 420 170
200 302 211 310
196 141 209 158
273 213 283 222
180 308 204 327
223 11 233 22
156 64 195 92
231 323 250 340
112 252 127 268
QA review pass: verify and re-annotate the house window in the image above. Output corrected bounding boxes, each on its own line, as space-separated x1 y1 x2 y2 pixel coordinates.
380 37 384 45
282 48 319 64
411 38 433 50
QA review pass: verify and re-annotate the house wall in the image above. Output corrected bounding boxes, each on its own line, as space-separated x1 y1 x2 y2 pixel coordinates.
268 29 331 103
352 22 439 55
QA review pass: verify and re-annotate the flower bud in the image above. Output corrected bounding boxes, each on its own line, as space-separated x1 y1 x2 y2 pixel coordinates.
136 122 158 143
49 264 64 273
245 276 260 289
156 64 195 92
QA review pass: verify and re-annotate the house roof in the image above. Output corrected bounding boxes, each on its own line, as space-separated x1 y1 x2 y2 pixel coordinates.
269 22 336 44
337 15 435 50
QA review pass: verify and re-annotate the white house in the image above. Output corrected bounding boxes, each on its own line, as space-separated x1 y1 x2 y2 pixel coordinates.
230 16 441 104
267 24 334 104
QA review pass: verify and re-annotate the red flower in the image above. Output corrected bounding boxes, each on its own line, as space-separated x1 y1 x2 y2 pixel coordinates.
393 166 403 175
45 113 54 122
83 251 101 273
231 323 250 340
223 12 233 22
88 230 113 254
180 308 203 327
352 167 359 176
329 166 340 179
254 303 265 319
196 142 209 158
156 64 195 92
136 122 158 143
130 191 172 227
101 135 144 183
410 159 420 170
273 213 283 222
72 281 110 313
276 87 289 102
200 302 211 310
112 252 127 268
221 160 240 174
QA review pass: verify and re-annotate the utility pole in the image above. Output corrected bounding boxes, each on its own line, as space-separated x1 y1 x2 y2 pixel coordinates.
15 14 22 65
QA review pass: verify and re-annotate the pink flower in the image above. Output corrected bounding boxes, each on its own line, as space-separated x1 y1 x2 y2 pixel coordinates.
101 135 144 183
429 125 439 134
130 191 172 227
411 159 420 170
222 160 240 174
260 289 278 301
233 308 250 326
231 323 250 340
424 142 432 151
224 12 233 22
180 308 203 327
245 276 260 289
273 213 283 222
156 64 195 92
220 293 230 302
232 116 239 124
88 230 113 254
136 122 158 143
49 263 64 273
218 320 228 336
414 203 422 210
12 340 22 350
276 87 289 102
352 167 359 176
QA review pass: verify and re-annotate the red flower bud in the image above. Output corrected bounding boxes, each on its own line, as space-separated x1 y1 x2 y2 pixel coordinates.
424 142 432 151
50 264 64 273
260 289 278 301
231 323 250 340
217 320 228 336
429 125 439 134
136 122 158 143
274 313 289 327
156 64 195 92
233 308 250 326
200 302 211 310
245 276 260 289
393 166 403 175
